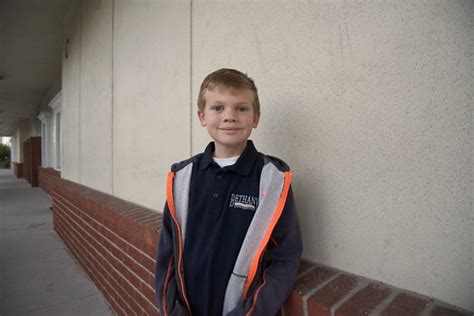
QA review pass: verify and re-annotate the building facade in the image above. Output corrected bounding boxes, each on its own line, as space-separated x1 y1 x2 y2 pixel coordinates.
7 0 473 313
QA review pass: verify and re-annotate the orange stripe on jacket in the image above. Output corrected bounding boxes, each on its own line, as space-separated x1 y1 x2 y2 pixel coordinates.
166 171 193 315
242 171 292 299
162 256 174 316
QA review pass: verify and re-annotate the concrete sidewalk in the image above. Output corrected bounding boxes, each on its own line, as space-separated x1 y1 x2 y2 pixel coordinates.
0 169 114 316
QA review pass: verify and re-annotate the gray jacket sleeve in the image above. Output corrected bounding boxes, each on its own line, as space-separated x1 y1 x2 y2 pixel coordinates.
155 202 175 314
228 187 303 316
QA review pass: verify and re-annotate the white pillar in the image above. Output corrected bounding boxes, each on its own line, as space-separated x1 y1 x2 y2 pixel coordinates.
49 92 62 170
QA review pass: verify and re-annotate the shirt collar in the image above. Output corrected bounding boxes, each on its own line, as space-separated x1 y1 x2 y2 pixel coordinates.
199 140 258 176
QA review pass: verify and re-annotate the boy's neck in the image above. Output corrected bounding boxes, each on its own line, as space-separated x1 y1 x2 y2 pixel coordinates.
213 142 247 158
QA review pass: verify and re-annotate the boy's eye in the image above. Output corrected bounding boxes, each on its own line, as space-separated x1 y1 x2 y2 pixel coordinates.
237 106 249 112
210 105 224 112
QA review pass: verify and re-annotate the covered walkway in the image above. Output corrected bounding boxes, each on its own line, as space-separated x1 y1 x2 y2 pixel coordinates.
0 169 114 316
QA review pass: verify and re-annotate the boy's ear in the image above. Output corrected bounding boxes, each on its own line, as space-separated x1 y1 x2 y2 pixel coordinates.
197 110 207 127
253 112 260 128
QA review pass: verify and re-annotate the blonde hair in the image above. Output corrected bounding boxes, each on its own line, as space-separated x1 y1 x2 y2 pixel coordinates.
197 68 260 113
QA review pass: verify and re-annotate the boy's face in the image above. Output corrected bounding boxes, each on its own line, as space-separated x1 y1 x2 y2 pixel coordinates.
198 86 260 157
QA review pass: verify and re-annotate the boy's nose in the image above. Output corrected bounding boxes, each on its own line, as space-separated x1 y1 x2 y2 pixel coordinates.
222 108 237 122
223 117 237 122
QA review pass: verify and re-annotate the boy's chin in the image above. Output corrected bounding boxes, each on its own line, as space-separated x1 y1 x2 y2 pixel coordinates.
212 139 249 153
212 138 249 147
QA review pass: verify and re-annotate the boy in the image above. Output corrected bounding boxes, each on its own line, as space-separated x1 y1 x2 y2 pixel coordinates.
155 69 302 316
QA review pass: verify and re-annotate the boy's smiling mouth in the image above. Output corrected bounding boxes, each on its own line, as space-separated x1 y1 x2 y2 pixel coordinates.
219 127 242 131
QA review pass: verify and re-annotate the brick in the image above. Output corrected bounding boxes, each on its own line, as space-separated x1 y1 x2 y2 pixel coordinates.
335 283 391 316
381 292 429 315
144 244 157 258
59 195 153 281
147 302 160 316
58 214 139 312
102 198 124 209
105 275 134 314
127 242 156 272
297 259 315 276
141 216 161 227
65 220 144 315
117 204 141 214
102 289 124 316
96 250 151 311
142 282 158 304
307 274 358 315
294 266 337 296
134 211 159 223
116 205 143 214
146 273 155 289
99 271 135 314
149 242 158 259
285 266 337 315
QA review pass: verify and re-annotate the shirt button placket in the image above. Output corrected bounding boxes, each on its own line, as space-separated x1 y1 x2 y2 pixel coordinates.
212 172 225 220
214 173 223 199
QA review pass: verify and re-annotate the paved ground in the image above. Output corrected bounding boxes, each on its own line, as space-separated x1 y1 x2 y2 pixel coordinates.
0 169 114 316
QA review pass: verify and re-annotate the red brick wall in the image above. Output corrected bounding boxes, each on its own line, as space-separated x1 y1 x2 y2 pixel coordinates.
50 178 160 315
38 167 61 195
20 137 42 186
40 173 470 316
29 137 42 186
12 162 24 178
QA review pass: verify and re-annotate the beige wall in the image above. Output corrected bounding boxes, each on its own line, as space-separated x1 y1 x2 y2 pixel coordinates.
80 0 114 193
62 0 190 205
62 0 82 182
59 0 473 311
113 0 191 210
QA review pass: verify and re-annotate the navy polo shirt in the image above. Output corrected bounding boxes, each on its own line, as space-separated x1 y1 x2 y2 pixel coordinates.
183 140 264 316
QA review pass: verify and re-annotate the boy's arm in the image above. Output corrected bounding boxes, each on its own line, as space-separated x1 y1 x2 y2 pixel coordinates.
228 187 303 316
155 202 175 314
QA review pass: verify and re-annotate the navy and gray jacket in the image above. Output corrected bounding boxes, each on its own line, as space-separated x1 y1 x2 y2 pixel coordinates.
155 141 303 316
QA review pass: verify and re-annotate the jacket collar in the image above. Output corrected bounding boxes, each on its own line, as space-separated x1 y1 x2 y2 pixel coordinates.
199 140 258 176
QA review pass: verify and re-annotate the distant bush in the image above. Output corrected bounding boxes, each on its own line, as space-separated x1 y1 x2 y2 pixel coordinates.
0 144 10 162
0 144 11 169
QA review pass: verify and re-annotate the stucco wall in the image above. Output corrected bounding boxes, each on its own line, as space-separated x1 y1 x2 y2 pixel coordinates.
191 2 473 310
62 0 191 206
62 0 82 182
59 0 472 311
113 0 191 209
79 0 113 193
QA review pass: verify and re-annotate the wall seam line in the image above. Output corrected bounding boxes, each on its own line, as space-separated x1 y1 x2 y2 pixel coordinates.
111 0 115 194
189 0 193 157
79 0 82 184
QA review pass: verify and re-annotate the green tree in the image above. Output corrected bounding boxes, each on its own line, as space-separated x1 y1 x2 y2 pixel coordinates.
0 144 11 161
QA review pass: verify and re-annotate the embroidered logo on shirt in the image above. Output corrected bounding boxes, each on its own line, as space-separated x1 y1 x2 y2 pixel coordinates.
229 194 259 211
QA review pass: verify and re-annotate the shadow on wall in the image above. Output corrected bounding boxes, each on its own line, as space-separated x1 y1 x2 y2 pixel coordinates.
261 93 328 262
